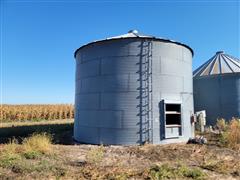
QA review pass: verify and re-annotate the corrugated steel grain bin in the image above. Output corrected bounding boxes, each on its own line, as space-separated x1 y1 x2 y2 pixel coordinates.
193 51 240 125
74 30 194 145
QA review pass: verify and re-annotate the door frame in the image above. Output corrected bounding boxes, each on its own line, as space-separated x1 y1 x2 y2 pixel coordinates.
159 100 183 140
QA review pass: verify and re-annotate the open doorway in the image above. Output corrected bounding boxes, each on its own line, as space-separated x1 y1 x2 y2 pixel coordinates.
165 104 181 125
165 103 182 138
160 102 182 139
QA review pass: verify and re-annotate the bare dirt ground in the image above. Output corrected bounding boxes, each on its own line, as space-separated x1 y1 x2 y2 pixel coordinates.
0 121 239 180
54 142 240 180
1 141 239 179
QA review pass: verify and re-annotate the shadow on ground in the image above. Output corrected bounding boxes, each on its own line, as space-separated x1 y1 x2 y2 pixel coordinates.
0 123 74 145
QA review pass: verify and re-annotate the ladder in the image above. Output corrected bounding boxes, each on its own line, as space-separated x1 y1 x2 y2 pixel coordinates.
140 40 153 144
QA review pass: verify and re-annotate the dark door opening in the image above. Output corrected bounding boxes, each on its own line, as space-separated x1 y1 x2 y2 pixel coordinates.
165 103 182 138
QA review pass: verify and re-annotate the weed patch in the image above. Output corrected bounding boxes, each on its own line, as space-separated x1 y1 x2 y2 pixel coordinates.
218 118 240 150
22 133 52 155
0 133 59 176
23 150 42 159
148 163 206 180
216 119 228 132
86 146 105 164
200 157 240 175
0 153 22 169
0 139 22 168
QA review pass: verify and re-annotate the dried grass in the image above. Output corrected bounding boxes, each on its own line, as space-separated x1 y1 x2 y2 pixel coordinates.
22 133 53 155
219 118 240 150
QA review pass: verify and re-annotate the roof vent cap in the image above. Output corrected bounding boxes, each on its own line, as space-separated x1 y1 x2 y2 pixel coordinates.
216 51 224 54
128 29 138 34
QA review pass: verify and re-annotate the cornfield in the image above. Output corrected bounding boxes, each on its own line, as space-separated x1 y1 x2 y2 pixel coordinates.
0 104 74 122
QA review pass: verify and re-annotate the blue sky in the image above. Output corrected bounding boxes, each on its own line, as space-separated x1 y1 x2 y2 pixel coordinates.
1 0 239 104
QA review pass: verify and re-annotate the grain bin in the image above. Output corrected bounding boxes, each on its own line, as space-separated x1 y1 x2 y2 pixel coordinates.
74 30 194 145
193 51 240 125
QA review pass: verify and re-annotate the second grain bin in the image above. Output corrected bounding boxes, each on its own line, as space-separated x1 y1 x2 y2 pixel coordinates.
74 30 194 145
193 51 240 125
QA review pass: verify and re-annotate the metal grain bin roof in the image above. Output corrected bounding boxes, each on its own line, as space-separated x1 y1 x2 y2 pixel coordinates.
193 51 240 78
74 30 194 57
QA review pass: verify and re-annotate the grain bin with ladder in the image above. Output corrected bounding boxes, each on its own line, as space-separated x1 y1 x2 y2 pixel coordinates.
74 30 194 145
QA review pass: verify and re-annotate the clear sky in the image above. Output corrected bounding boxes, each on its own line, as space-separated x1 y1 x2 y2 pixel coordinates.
1 0 239 104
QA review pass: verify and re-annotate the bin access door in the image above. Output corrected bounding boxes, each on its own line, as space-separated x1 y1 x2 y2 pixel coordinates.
160 100 182 139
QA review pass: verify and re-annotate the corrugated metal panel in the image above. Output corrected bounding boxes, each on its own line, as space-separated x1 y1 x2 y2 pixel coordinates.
101 56 139 75
77 110 123 128
76 60 100 79
99 128 140 145
101 92 139 110
194 74 240 125
75 94 100 110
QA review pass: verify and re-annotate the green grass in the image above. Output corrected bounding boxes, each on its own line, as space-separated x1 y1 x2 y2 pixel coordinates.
148 163 206 180
0 133 67 178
